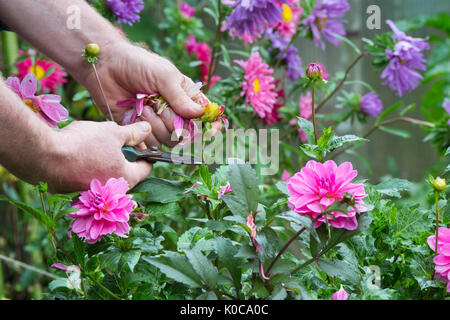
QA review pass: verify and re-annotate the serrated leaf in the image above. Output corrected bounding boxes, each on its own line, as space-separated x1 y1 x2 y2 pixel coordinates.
214 237 242 292
185 249 218 289
373 178 412 197
316 259 360 284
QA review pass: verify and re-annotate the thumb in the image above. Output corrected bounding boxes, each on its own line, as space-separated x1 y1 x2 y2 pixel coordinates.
120 121 152 146
158 75 205 119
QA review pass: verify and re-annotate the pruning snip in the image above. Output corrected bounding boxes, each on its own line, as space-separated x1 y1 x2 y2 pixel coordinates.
122 146 202 165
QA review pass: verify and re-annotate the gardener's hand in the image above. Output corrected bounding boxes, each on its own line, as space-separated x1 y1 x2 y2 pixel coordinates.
46 121 153 193
82 42 211 148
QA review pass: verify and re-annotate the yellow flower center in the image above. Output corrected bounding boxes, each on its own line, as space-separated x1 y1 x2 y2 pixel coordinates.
23 99 40 112
315 15 328 31
253 78 260 93
399 59 406 64
281 4 293 23
29 65 46 80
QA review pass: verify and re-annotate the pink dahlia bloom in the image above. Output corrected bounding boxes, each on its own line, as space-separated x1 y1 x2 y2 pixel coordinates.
333 285 349 300
273 0 304 38
184 34 221 87
6 73 69 128
15 56 67 93
235 52 278 121
427 227 450 292
287 160 368 230
68 178 136 244
180 2 195 19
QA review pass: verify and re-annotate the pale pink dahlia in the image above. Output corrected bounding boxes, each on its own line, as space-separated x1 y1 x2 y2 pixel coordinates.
6 73 68 128
287 160 368 230
68 178 136 244
15 56 67 93
235 52 278 121
427 227 450 292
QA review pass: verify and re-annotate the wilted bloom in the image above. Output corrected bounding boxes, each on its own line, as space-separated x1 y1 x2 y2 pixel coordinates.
105 0 144 26
287 160 368 230
183 181 201 194
217 183 233 199
302 0 350 50
180 2 195 19
200 102 228 129
235 52 278 121
68 178 136 244
50 263 81 290
427 227 450 292
306 62 329 80
247 213 263 253
117 93 150 125
281 170 291 182
15 55 67 93
224 0 287 44
184 34 221 87
381 20 430 97
6 73 68 128
359 92 383 118
273 0 304 38
333 285 349 300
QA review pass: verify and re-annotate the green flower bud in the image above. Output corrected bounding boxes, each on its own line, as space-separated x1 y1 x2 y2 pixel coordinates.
85 43 100 57
434 177 447 192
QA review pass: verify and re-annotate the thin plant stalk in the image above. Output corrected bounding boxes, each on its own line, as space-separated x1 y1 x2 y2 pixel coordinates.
311 83 318 143
91 63 115 122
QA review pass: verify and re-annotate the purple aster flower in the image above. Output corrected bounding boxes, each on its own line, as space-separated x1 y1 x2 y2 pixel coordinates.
359 92 383 118
266 29 303 82
443 98 450 125
380 20 430 97
302 0 350 50
105 0 144 26
224 0 287 43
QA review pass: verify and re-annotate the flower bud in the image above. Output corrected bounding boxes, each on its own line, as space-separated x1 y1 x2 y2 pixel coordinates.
434 177 447 191
305 62 329 81
85 43 100 57
200 102 224 123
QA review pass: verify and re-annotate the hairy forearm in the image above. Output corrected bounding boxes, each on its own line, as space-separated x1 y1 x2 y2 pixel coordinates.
0 80 57 184
0 0 127 83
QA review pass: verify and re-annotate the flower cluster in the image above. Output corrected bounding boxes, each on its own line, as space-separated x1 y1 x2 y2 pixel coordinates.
68 178 136 244
287 160 368 230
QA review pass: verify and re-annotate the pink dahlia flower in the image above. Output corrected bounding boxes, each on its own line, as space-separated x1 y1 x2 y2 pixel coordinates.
333 285 349 300
427 227 450 292
287 160 368 230
235 52 278 121
6 73 69 128
180 2 195 19
184 34 221 87
273 0 304 38
68 178 136 244
15 56 67 93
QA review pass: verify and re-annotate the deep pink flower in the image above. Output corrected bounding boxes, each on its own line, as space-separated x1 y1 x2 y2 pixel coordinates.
218 183 233 199
333 285 349 300
180 2 195 19
306 62 329 80
67 178 136 244
273 0 304 38
287 160 368 230
281 170 291 182
183 181 201 194
235 52 278 121
15 56 67 93
116 93 151 125
184 34 221 87
6 73 68 128
427 227 450 292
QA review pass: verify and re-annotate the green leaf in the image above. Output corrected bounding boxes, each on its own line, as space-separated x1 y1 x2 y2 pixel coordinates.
316 259 360 284
270 285 287 300
0 197 55 229
222 164 259 217
99 251 121 273
297 117 314 139
327 135 368 151
185 250 218 289
277 211 320 243
199 165 212 189
142 252 202 288
131 177 190 203
379 126 411 139
72 235 86 268
331 32 361 54
275 181 289 195
373 178 412 197
120 250 141 272
214 237 242 293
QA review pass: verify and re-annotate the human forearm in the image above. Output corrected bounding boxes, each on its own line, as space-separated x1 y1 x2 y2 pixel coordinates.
0 0 127 83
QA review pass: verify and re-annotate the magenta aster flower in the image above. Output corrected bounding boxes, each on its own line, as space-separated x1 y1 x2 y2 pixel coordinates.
443 98 450 125
6 73 68 128
15 56 67 93
273 0 304 38
105 0 144 26
180 2 195 19
287 160 368 230
224 0 287 43
235 52 278 121
306 62 329 80
333 285 349 300
68 178 136 244
427 227 450 292
380 20 430 97
302 0 349 50
359 92 383 118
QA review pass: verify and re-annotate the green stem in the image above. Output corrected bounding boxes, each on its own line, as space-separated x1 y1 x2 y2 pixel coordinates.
91 63 114 121
87 274 121 300
205 0 223 92
311 83 318 143
435 191 440 256
1 31 18 76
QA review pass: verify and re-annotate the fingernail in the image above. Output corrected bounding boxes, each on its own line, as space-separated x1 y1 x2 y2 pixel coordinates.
136 121 151 133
